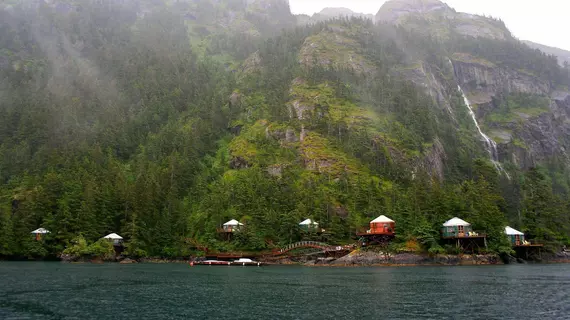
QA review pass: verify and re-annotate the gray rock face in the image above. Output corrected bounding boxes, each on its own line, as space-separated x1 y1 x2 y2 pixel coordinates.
514 112 569 167
230 157 249 169
311 7 374 22
452 59 550 99
454 13 509 40
394 62 453 113
420 138 447 181
376 0 451 23
285 128 298 143
451 57 569 168
331 250 501 266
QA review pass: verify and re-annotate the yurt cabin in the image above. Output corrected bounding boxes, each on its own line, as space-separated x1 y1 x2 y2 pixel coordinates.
31 228 50 241
356 215 396 246
505 226 525 246
222 219 244 233
103 233 124 246
369 215 395 236
217 219 245 241
441 217 473 238
299 219 320 232
441 217 487 252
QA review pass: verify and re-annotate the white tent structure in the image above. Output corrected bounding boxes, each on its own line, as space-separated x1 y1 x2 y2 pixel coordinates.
443 217 471 227
222 219 244 232
299 219 320 231
505 226 524 235
299 219 318 226
223 219 244 227
370 215 395 223
103 233 123 245
31 228 50 234
31 228 50 240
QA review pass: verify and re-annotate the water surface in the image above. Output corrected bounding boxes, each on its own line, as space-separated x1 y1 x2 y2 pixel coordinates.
0 262 568 319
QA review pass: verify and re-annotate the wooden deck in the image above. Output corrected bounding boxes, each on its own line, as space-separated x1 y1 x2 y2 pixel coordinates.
442 234 488 252
356 232 395 237
514 244 544 248
441 235 487 239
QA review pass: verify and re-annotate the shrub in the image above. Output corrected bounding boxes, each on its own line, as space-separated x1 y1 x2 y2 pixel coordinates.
87 239 115 260
62 235 89 257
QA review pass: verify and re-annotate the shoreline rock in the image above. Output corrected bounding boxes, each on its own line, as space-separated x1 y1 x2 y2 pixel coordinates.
316 250 503 267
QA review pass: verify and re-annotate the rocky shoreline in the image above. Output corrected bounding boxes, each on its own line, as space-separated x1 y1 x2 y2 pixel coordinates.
300 250 502 267
19 250 570 266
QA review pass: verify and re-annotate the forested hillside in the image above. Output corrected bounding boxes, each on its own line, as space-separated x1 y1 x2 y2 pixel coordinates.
0 0 569 259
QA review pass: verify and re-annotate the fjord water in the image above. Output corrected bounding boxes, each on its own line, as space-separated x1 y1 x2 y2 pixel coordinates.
0 263 568 319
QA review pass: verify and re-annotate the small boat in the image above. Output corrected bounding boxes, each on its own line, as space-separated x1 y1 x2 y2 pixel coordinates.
192 260 231 266
232 258 262 266
190 258 263 266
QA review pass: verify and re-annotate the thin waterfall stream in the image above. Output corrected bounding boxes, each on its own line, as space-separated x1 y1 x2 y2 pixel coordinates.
449 59 510 178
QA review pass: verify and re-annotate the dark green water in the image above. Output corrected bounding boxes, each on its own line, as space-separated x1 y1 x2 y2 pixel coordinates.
0 262 568 319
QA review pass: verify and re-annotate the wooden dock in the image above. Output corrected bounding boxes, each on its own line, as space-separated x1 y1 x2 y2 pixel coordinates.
191 260 263 266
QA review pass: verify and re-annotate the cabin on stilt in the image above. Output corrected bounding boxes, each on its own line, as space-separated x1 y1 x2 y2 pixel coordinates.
31 228 50 241
505 226 525 246
356 215 395 246
103 233 124 254
103 233 124 246
217 219 244 240
441 217 472 238
441 217 487 252
505 226 544 260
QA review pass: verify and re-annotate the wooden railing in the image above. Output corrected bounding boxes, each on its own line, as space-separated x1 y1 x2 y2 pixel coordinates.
274 241 355 255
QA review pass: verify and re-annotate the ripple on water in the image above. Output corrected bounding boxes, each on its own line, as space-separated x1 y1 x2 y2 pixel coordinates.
0 263 569 319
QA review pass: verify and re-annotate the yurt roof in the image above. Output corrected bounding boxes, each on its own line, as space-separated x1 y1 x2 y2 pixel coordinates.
31 228 50 234
370 215 395 223
443 217 471 227
299 219 318 225
103 233 123 240
505 226 524 235
223 219 244 226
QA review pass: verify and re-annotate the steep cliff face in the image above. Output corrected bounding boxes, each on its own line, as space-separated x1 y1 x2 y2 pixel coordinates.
298 27 375 74
451 53 550 101
376 0 511 41
449 53 567 168
373 0 569 172
376 0 452 23
311 8 374 22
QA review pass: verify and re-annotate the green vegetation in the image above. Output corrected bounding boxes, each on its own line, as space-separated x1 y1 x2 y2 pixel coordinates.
0 1 568 260
486 93 551 125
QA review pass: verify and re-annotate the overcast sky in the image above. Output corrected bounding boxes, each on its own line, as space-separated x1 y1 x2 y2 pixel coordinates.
289 0 570 51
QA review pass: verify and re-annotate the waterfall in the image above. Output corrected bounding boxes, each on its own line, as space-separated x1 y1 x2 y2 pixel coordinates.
448 59 510 178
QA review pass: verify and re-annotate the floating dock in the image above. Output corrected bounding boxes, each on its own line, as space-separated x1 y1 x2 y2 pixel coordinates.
191 258 263 266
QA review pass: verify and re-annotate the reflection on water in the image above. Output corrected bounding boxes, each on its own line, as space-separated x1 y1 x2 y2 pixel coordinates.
0 262 568 319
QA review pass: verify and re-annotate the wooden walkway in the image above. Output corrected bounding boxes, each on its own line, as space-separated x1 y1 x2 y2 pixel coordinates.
274 241 353 256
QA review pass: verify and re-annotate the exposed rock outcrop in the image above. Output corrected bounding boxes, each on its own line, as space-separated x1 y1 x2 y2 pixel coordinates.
241 51 262 75
230 156 250 169
420 138 447 181
377 0 510 41
331 250 502 266
452 53 550 100
393 61 453 113
376 0 451 23
298 29 375 74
